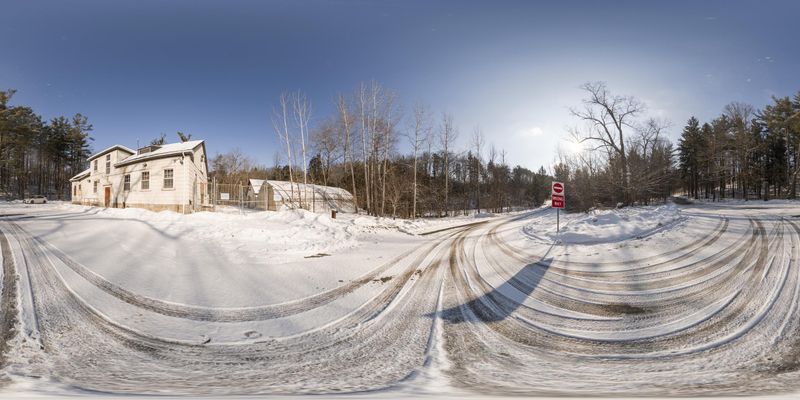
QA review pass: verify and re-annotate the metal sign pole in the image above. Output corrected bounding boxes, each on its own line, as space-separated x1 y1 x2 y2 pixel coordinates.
557 208 560 234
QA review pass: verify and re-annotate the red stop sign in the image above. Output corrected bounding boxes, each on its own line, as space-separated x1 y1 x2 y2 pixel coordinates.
552 182 564 194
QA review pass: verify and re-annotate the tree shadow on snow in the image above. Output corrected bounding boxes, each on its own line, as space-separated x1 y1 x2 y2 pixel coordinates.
432 256 553 324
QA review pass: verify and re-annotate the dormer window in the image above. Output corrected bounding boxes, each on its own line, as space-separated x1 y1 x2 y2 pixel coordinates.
137 145 161 154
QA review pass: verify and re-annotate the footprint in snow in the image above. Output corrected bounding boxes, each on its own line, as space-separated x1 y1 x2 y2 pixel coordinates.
244 330 262 339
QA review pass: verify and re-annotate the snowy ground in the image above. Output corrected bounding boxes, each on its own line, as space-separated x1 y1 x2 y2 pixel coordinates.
523 204 685 244
0 201 799 398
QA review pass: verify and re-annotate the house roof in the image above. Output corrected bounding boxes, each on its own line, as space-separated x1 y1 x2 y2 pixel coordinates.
87 145 135 162
249 179 265 194
69 168 91 182
115 140 204 167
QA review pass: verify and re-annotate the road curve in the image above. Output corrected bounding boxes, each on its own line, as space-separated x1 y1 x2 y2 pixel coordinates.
0 207 799 396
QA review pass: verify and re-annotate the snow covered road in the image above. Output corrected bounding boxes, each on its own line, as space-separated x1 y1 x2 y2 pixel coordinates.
0 203 799 397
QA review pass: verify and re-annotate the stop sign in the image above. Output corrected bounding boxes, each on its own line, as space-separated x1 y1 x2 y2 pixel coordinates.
551 181 565 209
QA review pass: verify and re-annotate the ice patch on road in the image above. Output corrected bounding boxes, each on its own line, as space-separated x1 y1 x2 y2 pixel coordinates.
523 204 685 244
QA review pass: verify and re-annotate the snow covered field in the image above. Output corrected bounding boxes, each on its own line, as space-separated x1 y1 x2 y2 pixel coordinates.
1 201 800 398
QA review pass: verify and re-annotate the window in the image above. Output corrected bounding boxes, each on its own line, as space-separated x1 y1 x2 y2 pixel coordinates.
93 160 98 171
123 174 131 191
93 181 98 193
141 171 149 190
105 154 111 174
163 169 173 189
73 186 76 196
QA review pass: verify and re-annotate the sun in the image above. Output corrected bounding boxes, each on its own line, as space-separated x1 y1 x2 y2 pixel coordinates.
564 139 584 155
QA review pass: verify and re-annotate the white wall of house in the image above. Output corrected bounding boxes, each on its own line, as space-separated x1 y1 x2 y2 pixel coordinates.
70 142 209 213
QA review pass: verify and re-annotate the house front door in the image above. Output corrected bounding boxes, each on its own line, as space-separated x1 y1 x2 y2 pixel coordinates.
104 186 111 207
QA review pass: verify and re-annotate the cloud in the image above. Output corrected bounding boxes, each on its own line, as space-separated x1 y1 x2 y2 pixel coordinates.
520 126 544 138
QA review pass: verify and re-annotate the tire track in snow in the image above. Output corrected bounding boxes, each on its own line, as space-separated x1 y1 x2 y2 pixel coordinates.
8 220 468 323
6 217 466 394
0 227 20 378
6 206 800 396
439 214 800 396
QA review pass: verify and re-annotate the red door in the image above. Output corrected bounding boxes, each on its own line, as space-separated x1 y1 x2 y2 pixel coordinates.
104 187 111 207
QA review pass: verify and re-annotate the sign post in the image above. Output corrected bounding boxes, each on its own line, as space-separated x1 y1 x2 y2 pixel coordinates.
551 181 565 234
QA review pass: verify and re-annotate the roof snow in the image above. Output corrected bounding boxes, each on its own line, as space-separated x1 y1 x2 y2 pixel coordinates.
87 144 135 162
115 140 204 167
249 179 265 194
70 168 91 182
265 180 354 200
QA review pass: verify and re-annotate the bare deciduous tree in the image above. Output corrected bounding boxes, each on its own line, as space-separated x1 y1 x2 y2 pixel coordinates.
311 118 339 187
439 112 457 216
337 94 358 212
292 91 312 207
272 92 299 205
569 82 644 205
471 126 484 212
407 102 430 219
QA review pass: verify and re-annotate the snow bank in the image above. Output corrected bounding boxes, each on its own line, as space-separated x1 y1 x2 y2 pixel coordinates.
41 203 507 260
5 202 527 262
50 204 358 262
523 204 685 244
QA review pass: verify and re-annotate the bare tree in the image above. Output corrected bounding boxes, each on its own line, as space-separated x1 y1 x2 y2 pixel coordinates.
439 112 458 216
379 92 398 216
292 91 312 207
311 118 339 187
569 82 644 205
471 126 485 212
337 94 358 212
357 83 371 214
272 92 299 205
407 102 430 219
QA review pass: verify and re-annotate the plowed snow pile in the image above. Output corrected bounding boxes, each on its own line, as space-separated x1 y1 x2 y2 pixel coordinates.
523 204 685 244
58 204 371 263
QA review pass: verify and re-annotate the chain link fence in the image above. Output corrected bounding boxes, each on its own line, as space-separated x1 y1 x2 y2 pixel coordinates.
205 181 355 214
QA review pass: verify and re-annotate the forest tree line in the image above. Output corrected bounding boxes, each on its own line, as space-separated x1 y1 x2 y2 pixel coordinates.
524 83 800 211
210 81 554 218
0 89 93 199
211 81 800 216
6 80 799 214
677 92 800 201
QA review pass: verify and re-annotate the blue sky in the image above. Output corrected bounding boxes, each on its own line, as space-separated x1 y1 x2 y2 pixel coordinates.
2 0 799 170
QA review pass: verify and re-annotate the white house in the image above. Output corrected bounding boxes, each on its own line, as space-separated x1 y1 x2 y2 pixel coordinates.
70 140 210 213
